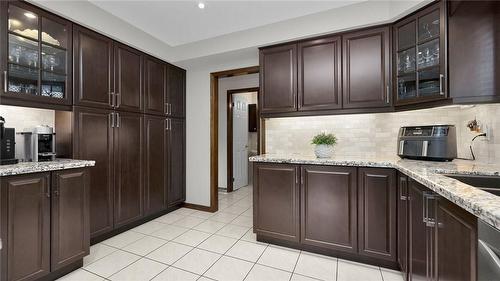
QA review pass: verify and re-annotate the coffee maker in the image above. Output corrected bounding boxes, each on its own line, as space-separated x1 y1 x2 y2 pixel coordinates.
20 125 56 162
0 116 19 165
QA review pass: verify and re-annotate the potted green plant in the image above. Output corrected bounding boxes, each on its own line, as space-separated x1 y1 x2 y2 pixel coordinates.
311 132 337 158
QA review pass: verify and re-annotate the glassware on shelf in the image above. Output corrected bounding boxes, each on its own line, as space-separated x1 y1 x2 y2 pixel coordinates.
397 48 416 74
398 74 417 100
418 68 440 96
417 39 439 69
42 44 66 74
8 34 39 68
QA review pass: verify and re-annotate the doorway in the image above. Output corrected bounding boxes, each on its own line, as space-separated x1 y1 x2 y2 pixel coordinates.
227 87 259 193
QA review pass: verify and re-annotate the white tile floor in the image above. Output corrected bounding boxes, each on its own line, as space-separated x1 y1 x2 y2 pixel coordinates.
57 185 404 281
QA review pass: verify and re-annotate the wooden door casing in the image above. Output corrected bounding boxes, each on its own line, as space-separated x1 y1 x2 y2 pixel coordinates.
2 173 51 281
51 169 90 271
300 165 357 253
254 163 300 242
298 36 342 111
357 168 397 262
342 26 391 109
113 112 143 227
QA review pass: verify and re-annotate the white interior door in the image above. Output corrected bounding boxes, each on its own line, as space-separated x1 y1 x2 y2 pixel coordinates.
232 94 249 190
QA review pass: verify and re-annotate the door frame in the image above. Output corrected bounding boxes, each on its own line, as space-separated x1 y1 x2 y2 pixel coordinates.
227 87 260 193
209 66 260 212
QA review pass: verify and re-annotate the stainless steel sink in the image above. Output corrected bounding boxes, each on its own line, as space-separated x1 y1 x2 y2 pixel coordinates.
443 174 500 196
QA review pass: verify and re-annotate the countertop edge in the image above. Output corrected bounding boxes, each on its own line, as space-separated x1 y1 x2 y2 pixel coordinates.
0 159 96 177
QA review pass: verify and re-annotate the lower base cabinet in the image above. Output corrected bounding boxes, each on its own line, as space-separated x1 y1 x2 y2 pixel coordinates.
1 169 90 281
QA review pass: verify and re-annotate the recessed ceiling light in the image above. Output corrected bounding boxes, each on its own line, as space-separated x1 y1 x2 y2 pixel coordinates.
24 12 36 19
198 2 205 9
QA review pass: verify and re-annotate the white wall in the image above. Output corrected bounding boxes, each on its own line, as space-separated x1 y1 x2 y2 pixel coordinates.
178 48 259 206
217 74 259 189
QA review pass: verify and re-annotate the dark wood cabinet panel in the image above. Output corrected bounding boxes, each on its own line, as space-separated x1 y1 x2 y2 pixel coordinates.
300 166 357 253
358 168 397 262
2 173 51 281
73 107 114 238
259 44 297 113
167 118 186 207
397 174 409 280
343 26 391 109
435 197 477 281
166 65 186 118
73 25 114 109
449 1 500 104
114 43 143 112
144 56 167 115
144 115 167 214
113 112 143 227
254 163 299 242
408 179 430 281
51 169 90 271
298 37 342 111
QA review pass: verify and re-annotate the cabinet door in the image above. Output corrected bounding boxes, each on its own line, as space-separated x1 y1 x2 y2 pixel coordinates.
2 173 50 281
298 37 342 111
166 65 185 118
144 115 167 214
358 168 397 262
73 25 113 109
408 179 430 281
167 118 185 207
114 43 143 112
74 107 114 238
397 174 409 279
114 112 143 227
259 44 297 113
144 56 167 115
301 166 357 253
435 197 477 281
51 169 90 271
343 26 391 109
254 163 299 242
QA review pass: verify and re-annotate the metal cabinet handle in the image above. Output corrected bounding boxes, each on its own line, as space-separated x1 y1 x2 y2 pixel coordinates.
110 113 115 128
165 119 169 131
45 183 51 198
386 85 390 104
3 71 7 93
164 103 168 115
116 113 120 128
439 74 444 96
399 177 407 201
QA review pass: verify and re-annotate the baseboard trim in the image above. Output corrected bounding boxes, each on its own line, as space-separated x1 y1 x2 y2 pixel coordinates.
183 202 216 213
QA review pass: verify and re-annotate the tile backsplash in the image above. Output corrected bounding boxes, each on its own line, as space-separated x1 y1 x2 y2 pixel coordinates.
0 105 55 132
265 104 500 164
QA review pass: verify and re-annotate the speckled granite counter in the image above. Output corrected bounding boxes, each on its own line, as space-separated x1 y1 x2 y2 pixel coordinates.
0 159 96 177
250 154 500 230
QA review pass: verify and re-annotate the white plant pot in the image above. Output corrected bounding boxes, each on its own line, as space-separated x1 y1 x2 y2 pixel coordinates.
314 144 334 158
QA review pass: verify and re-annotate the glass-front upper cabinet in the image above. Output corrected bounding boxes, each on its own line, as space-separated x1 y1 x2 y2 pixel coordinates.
1 1 72 106
393 1 446 105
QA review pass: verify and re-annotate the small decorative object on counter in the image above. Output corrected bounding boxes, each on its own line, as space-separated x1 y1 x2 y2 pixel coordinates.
312 132 337 158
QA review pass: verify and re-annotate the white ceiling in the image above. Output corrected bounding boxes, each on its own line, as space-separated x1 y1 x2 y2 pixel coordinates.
89 0 364 46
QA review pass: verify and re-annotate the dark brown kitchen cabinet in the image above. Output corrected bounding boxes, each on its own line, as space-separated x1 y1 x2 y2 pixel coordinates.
254 163 300 242
435 196 477 281
144 115 167 214
113 111 143 227
73 106 114 238
393 1 447 106
357 168 397 262
397 174 409 280
73 25 114 109
166 64 186 118
1 173 51 281
114 43 143 112
343 26 391 109
167 118 186 207
448 1 500 104
259 44 297 114
300 165 357 253
298 36 342 111
51 169 90 271
0 1 73 109
144 56 167 115
408 179 430 281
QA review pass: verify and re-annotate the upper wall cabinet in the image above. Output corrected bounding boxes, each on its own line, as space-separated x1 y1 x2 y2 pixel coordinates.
144 56 167 115
114 43 143 112
259 43 297 114
298 36 342 111
0 1 72 108
343 26 391 109
448 1 500 104
166 64 186 118
73 25 114 109
393 1 447 106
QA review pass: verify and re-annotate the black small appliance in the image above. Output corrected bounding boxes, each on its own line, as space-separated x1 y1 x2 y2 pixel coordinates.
0 116 19 165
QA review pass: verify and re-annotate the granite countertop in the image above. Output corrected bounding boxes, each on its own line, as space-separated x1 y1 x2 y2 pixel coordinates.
0 159 96 177
250 154 500 230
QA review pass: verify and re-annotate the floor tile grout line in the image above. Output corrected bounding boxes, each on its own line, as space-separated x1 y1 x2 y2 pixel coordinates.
288 249 302 281
241 243 270 281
